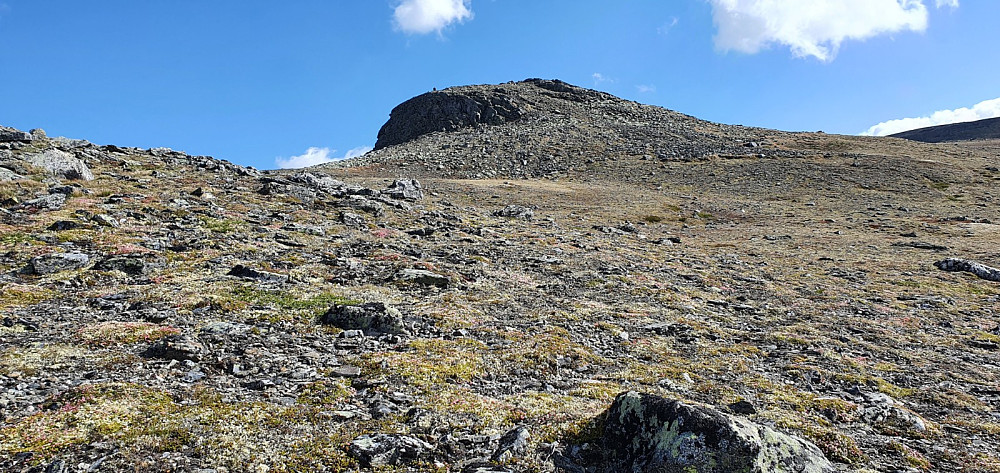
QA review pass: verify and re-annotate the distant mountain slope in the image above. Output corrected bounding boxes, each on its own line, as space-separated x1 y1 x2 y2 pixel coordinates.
889 116 1000 143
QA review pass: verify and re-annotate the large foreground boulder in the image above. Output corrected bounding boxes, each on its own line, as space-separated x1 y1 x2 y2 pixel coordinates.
592 392 834 473
25 149 94 181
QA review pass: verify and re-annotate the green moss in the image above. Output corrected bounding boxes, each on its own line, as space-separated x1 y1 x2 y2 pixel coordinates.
199 216 244 233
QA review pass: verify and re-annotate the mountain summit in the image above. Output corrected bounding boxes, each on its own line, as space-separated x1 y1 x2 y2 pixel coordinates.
890 116 1000 143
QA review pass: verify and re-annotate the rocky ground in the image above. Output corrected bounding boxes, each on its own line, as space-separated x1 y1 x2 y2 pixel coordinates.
2 80 1000 472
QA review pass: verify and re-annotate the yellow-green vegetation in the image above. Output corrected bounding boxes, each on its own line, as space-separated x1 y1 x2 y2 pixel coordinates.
198 216 245 233
362 338 489 387
0 383 187 459
0 283 58 310
0 344 93 376
76 321 180 346
886 440 931 470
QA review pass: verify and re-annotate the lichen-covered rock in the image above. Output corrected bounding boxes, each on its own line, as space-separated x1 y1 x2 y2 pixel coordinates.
396 268 450 288
383 179 423 200
25 149 94 180
935 258 1000 282
493 205 534 220
21 193 66 210
349 433 435 467
595 391 835 473
27 252 90 274
94 256 148 276
321 302 405 335
0 166 24 181
142 334 205 362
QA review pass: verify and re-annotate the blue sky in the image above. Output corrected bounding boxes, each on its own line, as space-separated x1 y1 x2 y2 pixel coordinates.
0 1 997 169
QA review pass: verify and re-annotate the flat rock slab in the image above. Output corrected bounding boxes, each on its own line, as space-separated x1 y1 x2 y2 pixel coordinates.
595 391 834 473
396 268 450 288
935 258 1000 282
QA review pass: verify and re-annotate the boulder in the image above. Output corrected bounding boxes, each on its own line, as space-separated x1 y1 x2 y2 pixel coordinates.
349 434 435 467
935 258 1000 282
0 167 24 181
491 425 530 462
0 127 33 142
493 205 534 220
142 334 204 362
25 149 94 181
28 253 90 274
383 179 423 201
226 264 288 283
94 256 148 276
21 193 66 211
396 268 450 288
321 302 405 335
592 391 834 473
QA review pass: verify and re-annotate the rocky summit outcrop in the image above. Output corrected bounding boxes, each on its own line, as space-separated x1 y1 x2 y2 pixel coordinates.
341 78 800 180
576 391 834 473
890 116 1000 143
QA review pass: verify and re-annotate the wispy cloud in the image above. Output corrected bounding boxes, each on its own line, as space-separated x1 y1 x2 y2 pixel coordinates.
636 85 657 94
394 0 473 35
343 146 373 159
592 73 613 87
708 0 957 62
275 146 372 169
657 17 679 35
862 97 1000 136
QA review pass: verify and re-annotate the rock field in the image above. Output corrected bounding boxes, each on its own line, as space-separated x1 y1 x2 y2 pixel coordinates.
2 79 1000 472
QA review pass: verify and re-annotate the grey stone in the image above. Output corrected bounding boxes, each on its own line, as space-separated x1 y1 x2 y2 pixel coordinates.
594 391 834 473
22 193 66 210
226 264 288 283
91 214 119 228
25 149 94 181
859 392 927 436
142 335 204 362
0 167 24 181
322 302 405 335
0 127 33 142
340 211 366 228
935 258 1000 282
396 268 450 288
94 256 148 276
349 433 435 467
383 179 423 200
494 205 534 220
491 425 530 462
28 253 90 274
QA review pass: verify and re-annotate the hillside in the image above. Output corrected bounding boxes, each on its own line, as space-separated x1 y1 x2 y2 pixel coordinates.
890 116 1000 143
2 81 1000 472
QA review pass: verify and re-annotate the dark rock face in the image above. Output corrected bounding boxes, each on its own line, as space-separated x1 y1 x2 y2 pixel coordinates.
0 127 33 142
594 391 834 473
375 88 523 150
226 264 288 283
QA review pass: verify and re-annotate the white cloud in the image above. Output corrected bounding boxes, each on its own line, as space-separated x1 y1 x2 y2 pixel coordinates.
636 85 657 94
394 0 473 35
276 147 334 169
862 97 1000 136
708 0 956 61
592 73 614 87
658 17 679 35
275 146 373 169
343 146 372 159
